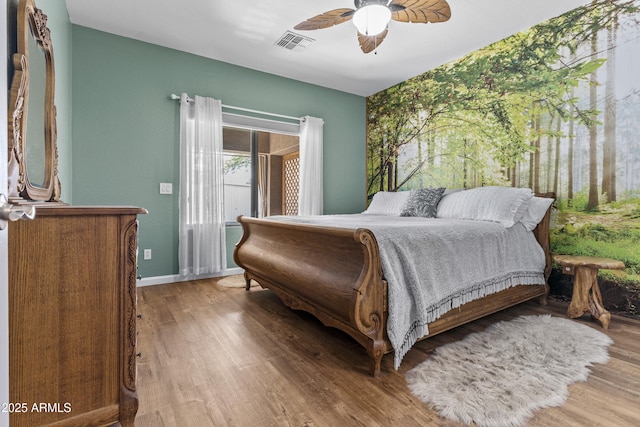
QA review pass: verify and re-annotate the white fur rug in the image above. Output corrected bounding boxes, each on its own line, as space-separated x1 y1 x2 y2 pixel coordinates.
405 315 613 427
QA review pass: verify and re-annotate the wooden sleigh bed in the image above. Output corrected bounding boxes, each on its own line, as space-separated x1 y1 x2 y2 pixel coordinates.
233 191 554 377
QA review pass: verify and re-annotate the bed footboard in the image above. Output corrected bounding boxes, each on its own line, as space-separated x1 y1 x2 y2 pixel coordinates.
233 216 389 376
233 193 554 376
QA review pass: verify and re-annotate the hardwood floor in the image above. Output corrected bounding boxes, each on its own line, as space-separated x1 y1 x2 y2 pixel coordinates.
135 277 640 427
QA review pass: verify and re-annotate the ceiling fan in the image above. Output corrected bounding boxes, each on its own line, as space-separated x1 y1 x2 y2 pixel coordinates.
294 0 452 54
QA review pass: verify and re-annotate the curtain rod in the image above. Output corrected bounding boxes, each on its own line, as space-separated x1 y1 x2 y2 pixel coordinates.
170 93 302 121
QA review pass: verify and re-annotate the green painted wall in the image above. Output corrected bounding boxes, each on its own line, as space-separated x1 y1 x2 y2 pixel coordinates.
71 26 366 278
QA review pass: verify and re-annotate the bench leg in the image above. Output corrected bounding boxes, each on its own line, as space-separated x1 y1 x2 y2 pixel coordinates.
589 279 611 329
567 266 611 329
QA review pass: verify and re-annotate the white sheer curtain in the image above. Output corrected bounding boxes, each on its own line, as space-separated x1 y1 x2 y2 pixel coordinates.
298 116 324 215
178 93 226 277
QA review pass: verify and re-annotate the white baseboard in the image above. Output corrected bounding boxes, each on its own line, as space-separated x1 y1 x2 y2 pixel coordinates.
136 267 244 287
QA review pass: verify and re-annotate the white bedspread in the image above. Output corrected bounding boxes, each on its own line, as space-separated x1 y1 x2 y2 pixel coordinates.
268 214 546 369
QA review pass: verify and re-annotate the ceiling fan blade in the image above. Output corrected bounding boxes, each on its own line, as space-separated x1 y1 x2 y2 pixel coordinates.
294 8 355 31
358 29 389 54
390 0 451 24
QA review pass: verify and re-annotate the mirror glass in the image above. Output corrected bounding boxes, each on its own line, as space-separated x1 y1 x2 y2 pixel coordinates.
25 21 47 188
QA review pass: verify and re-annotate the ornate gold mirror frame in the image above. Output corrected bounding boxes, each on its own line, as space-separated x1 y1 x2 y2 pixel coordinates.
7 0 61 202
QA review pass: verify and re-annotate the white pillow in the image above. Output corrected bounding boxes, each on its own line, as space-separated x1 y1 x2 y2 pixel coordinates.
363 191 410 216
519 196 554 231
436 186 534 228
443 188 464 196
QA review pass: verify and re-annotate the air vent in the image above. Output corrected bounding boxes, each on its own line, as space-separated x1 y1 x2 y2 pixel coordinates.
275 31 314 51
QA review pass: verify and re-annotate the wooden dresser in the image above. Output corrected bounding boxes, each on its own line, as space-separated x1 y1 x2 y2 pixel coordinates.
9 205 147 427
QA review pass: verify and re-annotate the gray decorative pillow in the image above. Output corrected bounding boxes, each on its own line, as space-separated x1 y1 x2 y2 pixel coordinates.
401 187 446 218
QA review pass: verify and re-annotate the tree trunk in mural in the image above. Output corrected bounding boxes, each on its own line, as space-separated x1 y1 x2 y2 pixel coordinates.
568 88 575 204
463 138 469 189
546 115 554 193
378 145 385 192
602 20 618 203
417 136 424 188
394 150 399 191
587 31 599 211
554 114 561 195
528 119 534 189
534 116 541 194
427 127 435 169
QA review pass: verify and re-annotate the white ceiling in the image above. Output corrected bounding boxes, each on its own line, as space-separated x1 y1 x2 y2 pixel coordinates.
65 0 590 97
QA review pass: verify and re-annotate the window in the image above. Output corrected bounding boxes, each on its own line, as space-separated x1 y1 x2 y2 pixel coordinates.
223 151 251 221
223 127 299 223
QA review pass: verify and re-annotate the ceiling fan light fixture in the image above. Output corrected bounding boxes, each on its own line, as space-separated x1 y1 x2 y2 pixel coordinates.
352 4 391 36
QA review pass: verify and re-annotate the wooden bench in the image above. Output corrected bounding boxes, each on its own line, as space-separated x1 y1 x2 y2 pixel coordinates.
553 255 625 329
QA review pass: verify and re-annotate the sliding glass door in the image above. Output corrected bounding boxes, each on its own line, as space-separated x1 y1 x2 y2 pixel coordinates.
223 127 299 222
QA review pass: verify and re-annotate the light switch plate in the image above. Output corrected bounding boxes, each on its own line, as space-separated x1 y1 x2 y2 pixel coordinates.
160 183 173 194
143 249 152 260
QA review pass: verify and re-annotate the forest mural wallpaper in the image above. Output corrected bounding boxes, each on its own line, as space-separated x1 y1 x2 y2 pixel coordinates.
366 0 640 316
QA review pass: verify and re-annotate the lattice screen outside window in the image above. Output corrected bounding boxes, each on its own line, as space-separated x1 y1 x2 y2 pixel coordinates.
283 152 300 215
